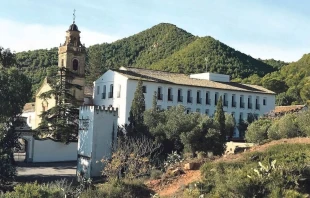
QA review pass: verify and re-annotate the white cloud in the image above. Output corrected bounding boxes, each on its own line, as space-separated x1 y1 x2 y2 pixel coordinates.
0 18 119 52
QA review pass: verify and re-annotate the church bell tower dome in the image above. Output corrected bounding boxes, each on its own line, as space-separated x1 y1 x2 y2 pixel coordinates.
68 23 79 32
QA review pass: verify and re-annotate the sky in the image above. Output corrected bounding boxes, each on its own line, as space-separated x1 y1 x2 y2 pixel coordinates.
1 0 310 62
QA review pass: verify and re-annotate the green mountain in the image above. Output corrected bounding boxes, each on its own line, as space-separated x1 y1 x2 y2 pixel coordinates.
150 36 275 78
15 23 277 92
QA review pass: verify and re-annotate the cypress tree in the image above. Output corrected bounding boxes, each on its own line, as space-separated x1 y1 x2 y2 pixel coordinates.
214 96 226 153
127 80 146 136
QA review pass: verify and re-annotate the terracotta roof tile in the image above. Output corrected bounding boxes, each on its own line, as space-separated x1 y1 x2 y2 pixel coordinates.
273 105 306 114
113 67 275 94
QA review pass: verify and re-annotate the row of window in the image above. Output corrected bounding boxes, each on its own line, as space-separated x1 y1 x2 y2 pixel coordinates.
157 87 267 110
158 105 259 121
96 84 267 111
97 84 121 99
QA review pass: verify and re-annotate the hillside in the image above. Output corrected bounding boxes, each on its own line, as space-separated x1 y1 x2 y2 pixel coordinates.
14 23 277 92
150 36 275 78
149 138 310 197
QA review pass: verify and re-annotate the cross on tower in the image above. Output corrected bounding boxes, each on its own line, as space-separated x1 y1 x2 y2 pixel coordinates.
73 9 76 24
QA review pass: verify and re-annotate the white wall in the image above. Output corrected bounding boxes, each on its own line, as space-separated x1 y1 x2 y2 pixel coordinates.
20 111 35 129
32 139 77 162
78 106 118 177
93 71 275 129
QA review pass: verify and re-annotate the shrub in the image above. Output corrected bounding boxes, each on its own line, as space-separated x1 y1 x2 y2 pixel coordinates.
2 182 63 198
296 110 310 136
245 119 272 144
267 120 281 140
79 179 154 198
150 169 163 180
199 144 310 197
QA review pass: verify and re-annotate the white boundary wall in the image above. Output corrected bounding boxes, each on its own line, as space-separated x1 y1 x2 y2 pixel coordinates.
32 139 77 162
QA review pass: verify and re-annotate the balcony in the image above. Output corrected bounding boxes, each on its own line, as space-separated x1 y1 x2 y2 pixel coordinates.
248 103 252 109
197 98 202 104
256 104 260 110
206 98 211 105
168 95 173 101
187 97 192 103
108 92 113 98
177 96 183 102
240 102 245 108
223 101 228 107
102 93 106 99
232 101 236 107
157 94 163 100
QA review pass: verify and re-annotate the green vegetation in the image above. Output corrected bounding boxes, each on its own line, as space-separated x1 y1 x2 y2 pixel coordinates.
36 67 80 143
197 143 310 197
0 67 32 186
245 110 310 144
10 23 279 96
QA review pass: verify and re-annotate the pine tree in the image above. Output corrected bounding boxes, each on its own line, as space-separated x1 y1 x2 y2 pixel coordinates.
127 80 146 136
214 95 226 153
152 91 158 110
86 45 103 85
38 67 81 143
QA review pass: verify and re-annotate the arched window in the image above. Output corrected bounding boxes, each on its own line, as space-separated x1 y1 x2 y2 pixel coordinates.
73 59 78 71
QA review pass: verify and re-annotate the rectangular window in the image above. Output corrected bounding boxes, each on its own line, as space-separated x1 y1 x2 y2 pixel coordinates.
157 87 163 100
108 84 113 98
263 98 267 105
206 92 210 105
142 86 147 93
239 112 243 122
240 95 244 108
255 97 260 110
205 109 209 115
177 89 183 102
232 94 236 107
168 88 173 101
196 108 200 113
197 91 201 104
61 59 64 67
97 86 100 95
215 92 218 105
223 93 228 107
186 108 191 114
248 96 252 109
102 85 106 99
187 90 192 103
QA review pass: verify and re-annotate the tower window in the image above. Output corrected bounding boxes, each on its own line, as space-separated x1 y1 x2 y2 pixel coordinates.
73 59 79 71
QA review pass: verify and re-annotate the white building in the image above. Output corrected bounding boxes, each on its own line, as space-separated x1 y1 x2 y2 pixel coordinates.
19 102 35 129
92 67 275 137
77 106 118 178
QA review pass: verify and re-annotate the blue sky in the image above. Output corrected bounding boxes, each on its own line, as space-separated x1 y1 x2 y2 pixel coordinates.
1 0 310 62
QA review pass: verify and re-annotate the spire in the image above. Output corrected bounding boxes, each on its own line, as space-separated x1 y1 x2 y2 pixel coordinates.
73 9 76 24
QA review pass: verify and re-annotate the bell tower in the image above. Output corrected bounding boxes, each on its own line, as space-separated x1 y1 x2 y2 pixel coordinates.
58 10 86 103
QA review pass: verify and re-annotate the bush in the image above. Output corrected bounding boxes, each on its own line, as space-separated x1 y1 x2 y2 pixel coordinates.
245 119 272 144
268 114 301 140
198 143 310 197
296 110 310 136
2 182 63 198
79 179 154 198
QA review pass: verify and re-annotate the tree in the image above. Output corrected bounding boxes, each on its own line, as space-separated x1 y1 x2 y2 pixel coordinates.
127 80 146 136
262 78 288 94
86 45 103 85
37 67 81 143
225 113 236 139
245 119 272 144
0 47 16 68
0 67 32 185
214 96 226 144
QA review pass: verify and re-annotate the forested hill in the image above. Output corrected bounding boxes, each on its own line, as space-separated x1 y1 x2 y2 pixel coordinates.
15 23 276 91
